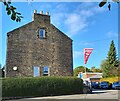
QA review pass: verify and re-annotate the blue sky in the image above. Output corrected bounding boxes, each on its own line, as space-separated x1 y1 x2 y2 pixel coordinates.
1 2 118 69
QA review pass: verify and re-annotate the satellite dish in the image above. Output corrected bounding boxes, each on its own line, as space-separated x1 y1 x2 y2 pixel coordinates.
13 66 18 71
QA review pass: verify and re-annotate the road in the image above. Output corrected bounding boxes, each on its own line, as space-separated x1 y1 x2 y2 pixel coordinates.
25 89 119 100
5 89 119 101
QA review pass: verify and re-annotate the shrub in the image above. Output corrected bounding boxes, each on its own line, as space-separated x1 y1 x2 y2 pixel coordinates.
100 76 120 83
2 76 83 97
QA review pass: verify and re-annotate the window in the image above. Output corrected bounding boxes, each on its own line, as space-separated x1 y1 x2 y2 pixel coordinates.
43 66 49 76
39 29 45 38
33 66 40 77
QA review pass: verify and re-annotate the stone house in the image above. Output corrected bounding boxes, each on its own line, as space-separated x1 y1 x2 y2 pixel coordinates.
6 10 73 77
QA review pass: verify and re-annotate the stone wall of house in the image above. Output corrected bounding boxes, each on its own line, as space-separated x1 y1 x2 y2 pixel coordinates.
6 11 73 77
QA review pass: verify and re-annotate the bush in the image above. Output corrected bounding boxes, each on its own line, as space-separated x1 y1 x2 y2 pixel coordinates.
2 76 83 97
100 76 120 83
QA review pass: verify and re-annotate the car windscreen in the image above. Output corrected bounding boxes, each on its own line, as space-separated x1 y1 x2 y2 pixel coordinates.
116 82 120 84
101 82 108 84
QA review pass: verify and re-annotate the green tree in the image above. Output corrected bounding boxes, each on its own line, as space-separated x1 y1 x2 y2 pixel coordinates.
91 66 95 70
95 68 102 73
2 0 119 22
107 40 118 67
101 40 118 77
91 66 96 72
99 0 119 11
91 66 102 73
3 0 23 22
73 66 91 76
100 60 109 77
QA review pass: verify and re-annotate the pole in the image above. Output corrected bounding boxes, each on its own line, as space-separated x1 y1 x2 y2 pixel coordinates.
84 64 87 79
85 64 86 74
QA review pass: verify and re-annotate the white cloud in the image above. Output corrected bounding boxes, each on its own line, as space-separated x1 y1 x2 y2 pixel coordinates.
76 2 94 10
107 31 118 38
80 10 94 18
91 7 106 14
51 13 67 26
56 4 69 12
51 3 106 37
78 41 93 46
65 13 88 36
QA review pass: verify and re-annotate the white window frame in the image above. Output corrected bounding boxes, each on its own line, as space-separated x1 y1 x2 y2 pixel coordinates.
33 66 40 77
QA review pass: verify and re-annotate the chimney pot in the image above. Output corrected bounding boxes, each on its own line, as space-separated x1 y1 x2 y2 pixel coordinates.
34 10 37 13
40 11 43 14
46 12 49 15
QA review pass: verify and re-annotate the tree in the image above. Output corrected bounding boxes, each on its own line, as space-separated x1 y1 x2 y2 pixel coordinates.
2 0 119 22
99 0 119 11
107 40 118 67
100 60 110 77
91 66 102 73
95 68 102 73
3 0 23 22
91 66 96 72
73 66 91 76
100 40 118 77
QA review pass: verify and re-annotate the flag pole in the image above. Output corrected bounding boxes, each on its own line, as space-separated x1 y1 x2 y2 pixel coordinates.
85 64 86 73
84 48 86 79
84 48 93 80
85 64 87 80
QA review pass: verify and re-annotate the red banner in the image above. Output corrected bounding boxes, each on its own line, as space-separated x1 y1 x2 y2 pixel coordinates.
84 48 93 64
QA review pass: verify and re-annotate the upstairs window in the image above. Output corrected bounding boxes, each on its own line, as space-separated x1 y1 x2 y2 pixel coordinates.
39 29 45 38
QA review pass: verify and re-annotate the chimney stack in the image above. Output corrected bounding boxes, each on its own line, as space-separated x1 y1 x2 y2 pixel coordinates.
40 11 43 14
46 12 49 15
34 10 37 13
32 10 50 23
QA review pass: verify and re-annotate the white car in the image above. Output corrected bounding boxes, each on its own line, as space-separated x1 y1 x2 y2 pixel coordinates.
112 81 120 90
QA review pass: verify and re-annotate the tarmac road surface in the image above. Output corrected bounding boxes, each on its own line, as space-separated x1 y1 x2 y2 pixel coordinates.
5 89 119 100
26 89 119 100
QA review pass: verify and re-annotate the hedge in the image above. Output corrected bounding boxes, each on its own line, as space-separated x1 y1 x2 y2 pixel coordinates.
100 76 120 83
2 76 83 98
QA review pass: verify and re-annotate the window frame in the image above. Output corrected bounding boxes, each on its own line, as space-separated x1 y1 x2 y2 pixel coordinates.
43 66 49 76
33 66 40 77
39 28 46 39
